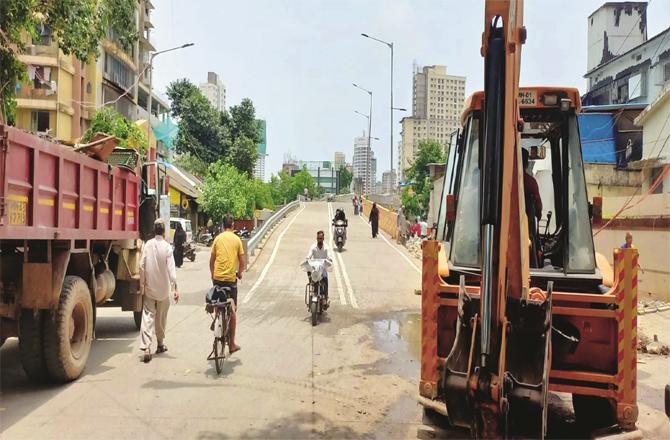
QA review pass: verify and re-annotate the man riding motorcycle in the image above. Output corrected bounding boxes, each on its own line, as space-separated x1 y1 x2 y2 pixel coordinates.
332 208 348 241
306 230 332 309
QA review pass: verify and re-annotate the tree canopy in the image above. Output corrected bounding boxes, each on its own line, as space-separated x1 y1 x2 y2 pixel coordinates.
401 139 446 218
166 80 260 175
338 165 352 193
0 0 137 123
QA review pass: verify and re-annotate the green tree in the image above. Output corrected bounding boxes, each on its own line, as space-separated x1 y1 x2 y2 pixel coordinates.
269 172 293 206
225 135 258 176
173 153 209 178
402 139 445 217
251 179 274 211
338 165 352 193
0 0 137 123
82 107 147 152
166 79 229 163
201 161 253 220
227 98 260 144
292 167 317 200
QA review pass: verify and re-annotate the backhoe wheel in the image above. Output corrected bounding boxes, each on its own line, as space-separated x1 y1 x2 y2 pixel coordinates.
44 276 94 382
133 311 142 331
572 394 617 430
18 309 49 382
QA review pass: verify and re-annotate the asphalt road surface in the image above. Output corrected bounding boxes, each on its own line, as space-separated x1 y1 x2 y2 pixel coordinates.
1 201 669 439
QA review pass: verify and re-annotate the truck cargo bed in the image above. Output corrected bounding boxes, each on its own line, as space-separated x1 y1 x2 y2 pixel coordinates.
0 125 139 241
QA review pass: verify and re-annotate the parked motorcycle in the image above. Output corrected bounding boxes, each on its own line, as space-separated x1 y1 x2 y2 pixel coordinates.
332 219 347 251
300 259 332 326
196 231 213 247
235 228 251 239
183 241 196 262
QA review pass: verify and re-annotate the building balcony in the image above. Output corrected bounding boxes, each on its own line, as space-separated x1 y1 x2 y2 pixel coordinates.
25 44 59 58
16 86 57 101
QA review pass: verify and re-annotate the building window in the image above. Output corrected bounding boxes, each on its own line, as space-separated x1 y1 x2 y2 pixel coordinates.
664 63 670 83
31 111 50 132
650 167 664 194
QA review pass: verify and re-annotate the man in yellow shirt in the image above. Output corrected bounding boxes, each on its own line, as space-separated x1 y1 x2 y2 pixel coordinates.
210 214 246 353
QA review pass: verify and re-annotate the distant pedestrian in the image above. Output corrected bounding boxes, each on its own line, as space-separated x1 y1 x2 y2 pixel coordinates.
139 219 179 363
396 208 406 244
419 217 428 239
620 232 635 249
411 219 421 237
304 187 309 201
173 222 186 268
370 202 380 238
353 195 359 215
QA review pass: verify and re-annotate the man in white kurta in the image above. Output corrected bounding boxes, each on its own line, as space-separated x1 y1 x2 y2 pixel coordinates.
139 219 179 362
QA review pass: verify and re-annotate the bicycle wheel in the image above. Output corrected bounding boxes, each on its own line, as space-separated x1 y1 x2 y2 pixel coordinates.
214 313 225 374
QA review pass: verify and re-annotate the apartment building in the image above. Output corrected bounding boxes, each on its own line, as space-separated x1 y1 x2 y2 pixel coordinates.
399 65 465 179
352 133 373 194
14 0 169 145
200 72 227 112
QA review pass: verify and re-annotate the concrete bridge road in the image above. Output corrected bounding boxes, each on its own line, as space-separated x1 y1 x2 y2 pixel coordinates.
1 201 429 439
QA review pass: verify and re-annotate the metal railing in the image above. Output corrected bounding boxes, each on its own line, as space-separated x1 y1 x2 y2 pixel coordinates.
246 200 300 256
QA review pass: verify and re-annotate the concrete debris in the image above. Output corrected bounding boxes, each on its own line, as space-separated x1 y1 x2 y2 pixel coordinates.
638 333 670 356
638 300 670 315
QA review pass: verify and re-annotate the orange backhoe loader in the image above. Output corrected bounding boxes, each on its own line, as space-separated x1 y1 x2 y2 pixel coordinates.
419 1 639 438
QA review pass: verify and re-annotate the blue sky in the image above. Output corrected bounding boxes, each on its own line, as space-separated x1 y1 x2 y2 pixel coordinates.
151 1 670 181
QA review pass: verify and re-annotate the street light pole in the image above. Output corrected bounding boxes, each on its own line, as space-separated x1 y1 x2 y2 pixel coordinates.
146 42 194 214
361 33 396 185
353 83 373 194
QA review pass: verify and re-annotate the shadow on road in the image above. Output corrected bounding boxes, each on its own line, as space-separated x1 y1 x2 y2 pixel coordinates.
196 410 360 439
0 314 138 432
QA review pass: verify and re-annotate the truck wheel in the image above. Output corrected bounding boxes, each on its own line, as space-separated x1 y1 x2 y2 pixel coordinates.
134 311 142 331
18 309 49 382
44 276 94 382
572 394 616 430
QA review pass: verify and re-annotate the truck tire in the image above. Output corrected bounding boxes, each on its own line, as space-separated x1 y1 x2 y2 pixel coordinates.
44 276 94 382
18 309 49 382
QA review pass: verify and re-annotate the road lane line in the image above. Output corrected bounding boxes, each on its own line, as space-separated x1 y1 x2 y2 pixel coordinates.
359 215 422 274
327 202 347 306
330 203 358 309
329 202 357 308
242 203 306 304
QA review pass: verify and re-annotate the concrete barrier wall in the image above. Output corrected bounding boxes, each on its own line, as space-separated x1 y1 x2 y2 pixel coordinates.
361 198 399 239
594 226 669 302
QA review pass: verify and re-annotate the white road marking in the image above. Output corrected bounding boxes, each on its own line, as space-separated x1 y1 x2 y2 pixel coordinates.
242 203 306 304
359 214 422 274
330 202 358 309
327 202 347 306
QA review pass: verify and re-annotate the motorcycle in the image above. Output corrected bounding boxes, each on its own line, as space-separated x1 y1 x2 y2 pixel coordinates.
300 259 332 326
197 231 214 247
234 228 251 239
183 241 196 262
332 219 347 251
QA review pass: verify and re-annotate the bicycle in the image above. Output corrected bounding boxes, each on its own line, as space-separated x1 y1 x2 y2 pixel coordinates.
206 286 234 374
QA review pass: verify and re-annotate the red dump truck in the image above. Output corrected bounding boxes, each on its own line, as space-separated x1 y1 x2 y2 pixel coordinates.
0 125 154 382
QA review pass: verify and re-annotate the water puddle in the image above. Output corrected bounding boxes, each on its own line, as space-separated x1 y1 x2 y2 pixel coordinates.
371 311 421 378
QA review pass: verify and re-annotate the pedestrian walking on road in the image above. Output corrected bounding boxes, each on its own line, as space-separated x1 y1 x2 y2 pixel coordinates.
210 214 246 354
139 219 179 363
173 221 186 268
370 202 380 238
353 195 359 215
